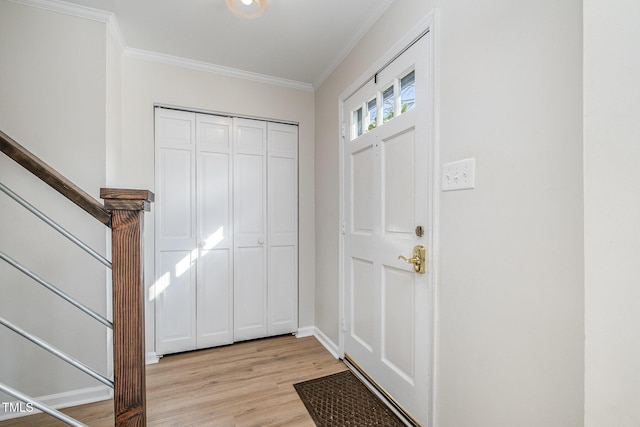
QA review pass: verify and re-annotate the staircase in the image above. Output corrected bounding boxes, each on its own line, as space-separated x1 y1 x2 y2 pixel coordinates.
0 130 153 427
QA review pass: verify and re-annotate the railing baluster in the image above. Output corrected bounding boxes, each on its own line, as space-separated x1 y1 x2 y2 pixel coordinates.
0 382 88 427
0 251 112 329
0 182 112 268
0 317 114 389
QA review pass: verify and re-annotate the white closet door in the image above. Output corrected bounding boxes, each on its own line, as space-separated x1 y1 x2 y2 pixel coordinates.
155 108 197 355
233 118 268 341
267 123 298 335
195 114 234 348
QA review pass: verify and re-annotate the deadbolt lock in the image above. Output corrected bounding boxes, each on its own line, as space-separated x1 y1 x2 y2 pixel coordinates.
398 245 426 274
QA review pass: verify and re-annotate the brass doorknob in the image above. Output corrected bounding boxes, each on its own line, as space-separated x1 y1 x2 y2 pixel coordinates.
398 245 426 274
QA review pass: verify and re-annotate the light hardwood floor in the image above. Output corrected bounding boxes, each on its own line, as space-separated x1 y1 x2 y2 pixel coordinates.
0 335 346 426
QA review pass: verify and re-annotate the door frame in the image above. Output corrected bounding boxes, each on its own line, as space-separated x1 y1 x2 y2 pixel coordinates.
337 11 440 427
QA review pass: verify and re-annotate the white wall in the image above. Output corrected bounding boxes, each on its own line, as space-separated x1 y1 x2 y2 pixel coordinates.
0 1 110 408
106 29 123 187
584 1 640 426
436 1 583 425
314 1 584 426
120 57 316 355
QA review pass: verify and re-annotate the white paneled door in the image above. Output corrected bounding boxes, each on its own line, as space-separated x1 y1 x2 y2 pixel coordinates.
343 32 432 425
233 119 299 341
155 109 298 355
195 114 234 349
155 109 198 354
267 123 299 336
233 118 268 341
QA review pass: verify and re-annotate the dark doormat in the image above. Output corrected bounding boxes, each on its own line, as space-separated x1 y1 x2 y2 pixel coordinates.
294 370 405 426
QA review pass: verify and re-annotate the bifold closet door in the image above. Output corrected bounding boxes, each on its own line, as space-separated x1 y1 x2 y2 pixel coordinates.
155 109 234 354
233 120 299 341
233 118 268 342
195 114 234 348
156 109 298 353
267 122 298 335
155 109 197 355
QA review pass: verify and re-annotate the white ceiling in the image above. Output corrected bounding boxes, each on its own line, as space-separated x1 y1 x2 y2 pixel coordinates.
55 0 394 88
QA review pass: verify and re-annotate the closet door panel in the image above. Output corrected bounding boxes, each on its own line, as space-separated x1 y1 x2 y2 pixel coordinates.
198 152 231 240
158 148 193 244
268 156 297 244
156 109 196 251
155 250 197 354
268 245 297 335
196 114 233 347
234 118 268 341
234 247 267 341
236 122 265 153
155 109 197 355
197 249 232 347
267 123 298 335
197 114 232 241
235 154 265 238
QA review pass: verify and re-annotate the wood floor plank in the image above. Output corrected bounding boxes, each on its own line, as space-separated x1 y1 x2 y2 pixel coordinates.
0 335 346 426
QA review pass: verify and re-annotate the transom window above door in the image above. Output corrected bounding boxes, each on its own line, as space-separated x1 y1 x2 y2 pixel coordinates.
351 69 416 140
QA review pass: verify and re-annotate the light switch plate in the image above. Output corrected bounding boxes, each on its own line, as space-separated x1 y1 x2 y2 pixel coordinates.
442 158 476 191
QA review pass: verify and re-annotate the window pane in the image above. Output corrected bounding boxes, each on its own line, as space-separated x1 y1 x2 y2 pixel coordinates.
367 98 377 131
353 107 363 139
382 86 394 122
400 70 415 113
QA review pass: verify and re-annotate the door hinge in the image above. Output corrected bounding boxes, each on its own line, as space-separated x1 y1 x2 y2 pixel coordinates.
341 124 346 138
341 317 346 333
341 220 346 235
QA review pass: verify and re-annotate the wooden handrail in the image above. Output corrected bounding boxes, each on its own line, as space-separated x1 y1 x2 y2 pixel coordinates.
0 130 111 226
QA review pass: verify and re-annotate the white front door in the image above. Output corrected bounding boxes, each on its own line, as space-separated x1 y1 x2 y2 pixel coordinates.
343 32 433 425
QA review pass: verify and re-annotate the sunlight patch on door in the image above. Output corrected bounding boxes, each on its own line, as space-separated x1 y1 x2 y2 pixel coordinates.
150 227 225 301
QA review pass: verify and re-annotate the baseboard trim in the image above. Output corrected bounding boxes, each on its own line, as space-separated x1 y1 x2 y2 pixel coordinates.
146 351 160 365
295 326 315 338
296 326 340 359
0 385 111 421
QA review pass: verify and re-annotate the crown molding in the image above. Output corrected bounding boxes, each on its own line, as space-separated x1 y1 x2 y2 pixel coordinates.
10 0 312 92
9 0 111 22
105 14 126 53
123 48 314 93
312 0 394 89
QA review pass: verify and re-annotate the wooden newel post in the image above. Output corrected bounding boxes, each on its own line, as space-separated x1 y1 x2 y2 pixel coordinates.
101 188 154 427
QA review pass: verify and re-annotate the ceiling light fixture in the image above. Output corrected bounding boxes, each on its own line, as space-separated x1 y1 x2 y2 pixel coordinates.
226 0 269 19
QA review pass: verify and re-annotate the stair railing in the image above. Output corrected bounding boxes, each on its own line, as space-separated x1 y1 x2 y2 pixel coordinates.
0 129 153 427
